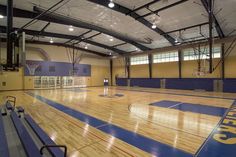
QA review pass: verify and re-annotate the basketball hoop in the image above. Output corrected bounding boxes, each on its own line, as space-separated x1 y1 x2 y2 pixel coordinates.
26 61 39 76
193 67 209 77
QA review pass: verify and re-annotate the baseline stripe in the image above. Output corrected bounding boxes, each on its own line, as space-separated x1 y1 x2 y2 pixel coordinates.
27 92 192 157
196 100 236 157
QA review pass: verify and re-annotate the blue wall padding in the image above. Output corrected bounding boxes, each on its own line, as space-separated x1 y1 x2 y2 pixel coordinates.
116 77 236 93
223 79 236 93
130 78 161 88
25 60 91 76
116 78 128 86
165 78 215 91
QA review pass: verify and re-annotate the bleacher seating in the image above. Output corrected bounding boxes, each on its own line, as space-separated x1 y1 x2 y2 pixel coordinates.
0 112 10 157
6 101 14 110
0 96 67 157
11 112 42 157
25 115 66 157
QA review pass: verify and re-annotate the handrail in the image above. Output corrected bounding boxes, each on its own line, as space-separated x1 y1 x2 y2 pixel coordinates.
6 96 16 108
40 145 67 157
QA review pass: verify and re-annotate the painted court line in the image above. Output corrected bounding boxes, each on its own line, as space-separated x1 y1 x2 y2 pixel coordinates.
150 100 228 117
116 88 235 100
168 102 183 108
27 92 192 157
195 100 236 157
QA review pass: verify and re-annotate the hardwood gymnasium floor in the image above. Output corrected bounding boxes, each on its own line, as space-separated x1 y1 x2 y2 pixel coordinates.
1 86 236 157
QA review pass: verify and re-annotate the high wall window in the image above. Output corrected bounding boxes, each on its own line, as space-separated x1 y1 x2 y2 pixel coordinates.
130 55 149 65
183 46 221 61
153 51 178 63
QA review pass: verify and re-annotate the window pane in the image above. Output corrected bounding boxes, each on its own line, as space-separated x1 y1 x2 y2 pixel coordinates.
153 51 178 63
131 55 149 65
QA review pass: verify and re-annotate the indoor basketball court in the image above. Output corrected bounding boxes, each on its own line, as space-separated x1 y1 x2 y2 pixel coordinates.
0 0 236 157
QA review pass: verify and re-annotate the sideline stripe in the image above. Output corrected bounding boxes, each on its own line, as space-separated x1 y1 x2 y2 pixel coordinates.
27 92 192 157
150 100 227 117
116 88 235 100
196 100 236 157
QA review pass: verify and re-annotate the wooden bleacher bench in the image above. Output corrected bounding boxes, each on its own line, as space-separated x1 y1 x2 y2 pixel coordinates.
1 108 7 116
0 113 10 157
6 101 13 111
10 112 42 157
16 106 25 113
25 115 66 157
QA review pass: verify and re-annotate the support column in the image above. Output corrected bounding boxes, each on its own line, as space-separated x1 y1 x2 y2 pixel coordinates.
110 59 113 86
208 0 213 73
178 50 182 78
7 0 13 67
221 43 225 79
148 54 153 78
125 57 130 79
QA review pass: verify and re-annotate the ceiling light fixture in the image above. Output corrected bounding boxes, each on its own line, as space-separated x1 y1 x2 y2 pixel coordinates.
109 38 114 41
151 24 157 29
69 25 74 32
50 38 54 43
175 38 178 43
0 15 4 19
175 38 181 45
108 0 115 8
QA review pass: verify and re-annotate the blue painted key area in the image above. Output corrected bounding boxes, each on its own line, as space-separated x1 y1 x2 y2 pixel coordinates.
150 100 227 117
196 101 236 157
27 92 192 157
150 100 181 108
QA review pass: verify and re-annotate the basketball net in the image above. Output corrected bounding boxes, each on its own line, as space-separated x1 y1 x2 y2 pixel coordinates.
26 63 39 76
192 58 210 77
66 46 83 76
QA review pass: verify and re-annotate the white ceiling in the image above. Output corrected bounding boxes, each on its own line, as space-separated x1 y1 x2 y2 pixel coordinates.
0 0 236 56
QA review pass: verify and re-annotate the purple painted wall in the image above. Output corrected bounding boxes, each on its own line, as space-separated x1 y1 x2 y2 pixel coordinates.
25 60 91 76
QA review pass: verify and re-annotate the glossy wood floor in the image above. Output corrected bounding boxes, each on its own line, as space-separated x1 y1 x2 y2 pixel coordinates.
1 87 235 157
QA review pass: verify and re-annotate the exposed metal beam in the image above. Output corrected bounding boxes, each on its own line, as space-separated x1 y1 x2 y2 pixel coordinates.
201 0 225 38
208 0 213 73
161 22 209 35
0 26 126 55
7 0 13 67
64 30 92 44
74 32 102 44
0 37 110 57
34 6 151 51
39 22 50 35
148 54 153 78
19 0 64 31
126 0 161 15
84 40 125 54
221 43 225 79
87 0 175 45
0 5 151 51
137 0 189 19
112 42 127 48
178 50 182 78
28 40 111 57
125 57 130 79
110 59 113 85
126 35 236 58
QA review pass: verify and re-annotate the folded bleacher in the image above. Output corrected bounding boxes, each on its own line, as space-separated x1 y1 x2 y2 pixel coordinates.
0 96 67 157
